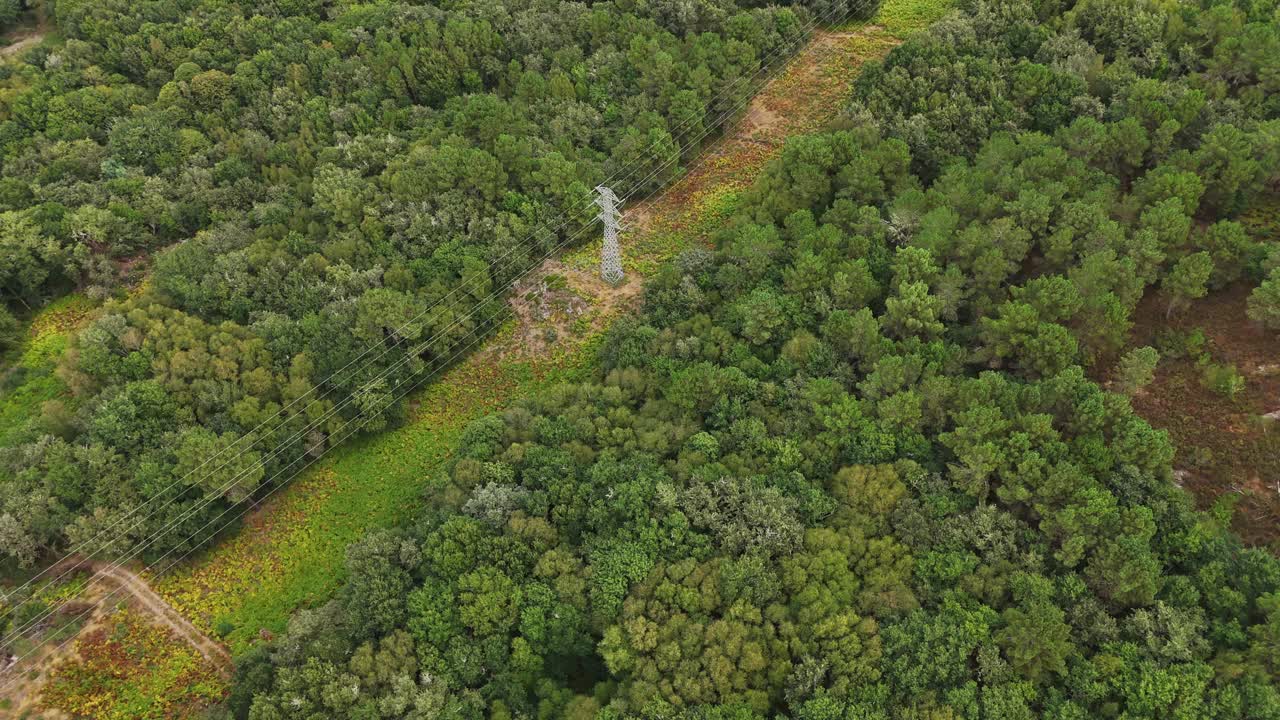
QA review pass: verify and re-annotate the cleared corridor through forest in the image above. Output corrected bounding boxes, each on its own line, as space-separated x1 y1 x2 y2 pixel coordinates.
151 19 920 654
10 2 953 713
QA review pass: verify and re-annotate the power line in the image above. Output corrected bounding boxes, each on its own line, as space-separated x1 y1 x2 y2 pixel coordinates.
0 0 850 609
0 6 864 656
0 3 868 660
0 2 840 606
0 4 874 673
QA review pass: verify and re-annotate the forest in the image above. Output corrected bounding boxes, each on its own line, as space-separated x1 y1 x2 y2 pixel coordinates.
0 0 877 568
223 0 1280 718
0 0 1277 717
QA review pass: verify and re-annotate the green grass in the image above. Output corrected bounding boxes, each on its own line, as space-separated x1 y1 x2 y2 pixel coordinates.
0 294 94 448
871 0 955 36
155 0 957 657
156 330 601 652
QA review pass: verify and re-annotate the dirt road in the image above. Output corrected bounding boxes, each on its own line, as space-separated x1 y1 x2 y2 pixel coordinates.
0 33 44 59
0 558 231 717
0 2 50 60
50 557 232 667
92 563 233 667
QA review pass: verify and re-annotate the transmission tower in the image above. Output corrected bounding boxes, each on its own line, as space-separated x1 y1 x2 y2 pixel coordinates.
595 185 624 285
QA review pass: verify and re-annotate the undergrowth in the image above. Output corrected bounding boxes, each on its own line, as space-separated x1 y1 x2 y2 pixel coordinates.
151 0 956 667
40 608 226 719
872 0 956 35
0 294 94 449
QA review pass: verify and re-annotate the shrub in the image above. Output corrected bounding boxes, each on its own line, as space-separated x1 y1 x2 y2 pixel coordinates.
1114 346 1159 394
1247 270 1280 331
1201 362 1246 399
1155 328 1208 363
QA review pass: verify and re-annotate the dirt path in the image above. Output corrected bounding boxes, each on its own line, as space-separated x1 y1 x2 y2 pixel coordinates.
1 585 108 720
1 559 231 717
0 3 50 60
92 563 233 667
45 557 233 667
0 33 43 59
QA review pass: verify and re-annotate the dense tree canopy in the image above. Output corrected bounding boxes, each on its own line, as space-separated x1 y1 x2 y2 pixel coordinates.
234 1 1280 718
0 0 854 566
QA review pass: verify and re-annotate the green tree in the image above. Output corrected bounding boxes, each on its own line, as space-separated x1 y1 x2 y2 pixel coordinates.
0 0 21 31
172 428 263 503
1086 533 1162 609
341 530 418 640
1198 220 1254 288
996 602 1075 683
883 595 998 698
1161 252 1213 318
600 558 789 713
1113 346 1159 395
881 282 944 341
1247 270 1280 331
0 212 64 302
0 305 19 351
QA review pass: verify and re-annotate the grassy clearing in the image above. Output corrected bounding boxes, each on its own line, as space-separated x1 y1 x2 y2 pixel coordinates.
0 294 94 449
153 0 953 664
154 337 597 652
40 607 227 719
872 0 956 36
1118 201 1280 551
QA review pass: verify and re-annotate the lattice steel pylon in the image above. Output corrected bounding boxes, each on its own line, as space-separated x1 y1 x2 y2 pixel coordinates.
595 185 624 285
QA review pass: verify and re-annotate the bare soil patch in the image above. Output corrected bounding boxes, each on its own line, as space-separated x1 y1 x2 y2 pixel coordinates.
1122 283 1280 550
490 260 645 360
0 34 42 59
0 560 230 718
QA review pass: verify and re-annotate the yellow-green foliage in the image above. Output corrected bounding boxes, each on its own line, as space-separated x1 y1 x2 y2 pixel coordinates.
155 333 600 652
872 0 956 36
40 608 226 719
0 294 94 448
154 0 940 658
